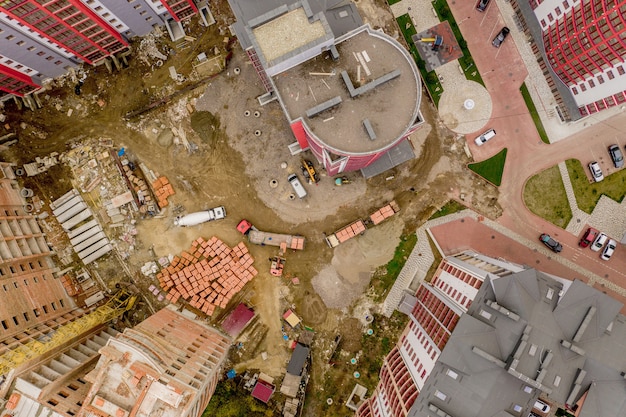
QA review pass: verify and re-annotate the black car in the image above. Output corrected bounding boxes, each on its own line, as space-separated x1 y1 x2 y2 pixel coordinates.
540 233 562 253
476 0 490 12
492 27 510 48
608 144 624 168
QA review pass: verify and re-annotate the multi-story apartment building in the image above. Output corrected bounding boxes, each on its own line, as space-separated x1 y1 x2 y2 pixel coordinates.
358 250 626 417
0 0 203 99
357 252 524 417
512 0 626 120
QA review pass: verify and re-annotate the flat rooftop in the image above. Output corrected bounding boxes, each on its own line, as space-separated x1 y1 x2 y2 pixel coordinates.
273 27 420 154
252 8 327 64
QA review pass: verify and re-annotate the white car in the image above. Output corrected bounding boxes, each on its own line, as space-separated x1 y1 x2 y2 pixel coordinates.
601 239 617 260
474 128 496 146
533 400 550 413
591 232 608 252
588 161 604 182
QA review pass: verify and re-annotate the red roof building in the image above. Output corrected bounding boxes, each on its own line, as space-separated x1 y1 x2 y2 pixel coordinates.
251 380 275 404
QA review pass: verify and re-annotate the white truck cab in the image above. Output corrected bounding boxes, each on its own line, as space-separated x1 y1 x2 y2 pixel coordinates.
288 174 307 199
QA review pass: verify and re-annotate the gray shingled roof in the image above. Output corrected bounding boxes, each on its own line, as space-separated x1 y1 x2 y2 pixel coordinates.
409 269 626 417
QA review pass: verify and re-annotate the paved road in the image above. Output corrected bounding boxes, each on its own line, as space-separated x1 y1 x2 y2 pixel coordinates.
385 0 626 312
440 0 626 292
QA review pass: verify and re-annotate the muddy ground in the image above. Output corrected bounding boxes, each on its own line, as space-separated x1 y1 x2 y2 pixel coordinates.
0 0 501 415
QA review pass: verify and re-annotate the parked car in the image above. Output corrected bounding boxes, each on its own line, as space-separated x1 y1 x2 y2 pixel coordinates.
590 232 608 252
588 161 604 182
474 128 496 146
476 0 490 11
540 234 562 253
533 400 551 413
601 239 617 260
579 227 599 248
608 144 624 168
492 27 510 48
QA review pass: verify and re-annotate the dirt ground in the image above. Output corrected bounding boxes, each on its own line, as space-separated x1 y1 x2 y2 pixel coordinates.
0 0 502 413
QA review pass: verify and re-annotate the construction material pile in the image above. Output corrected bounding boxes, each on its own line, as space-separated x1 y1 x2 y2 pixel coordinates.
152 176 175 208
157 237 257 316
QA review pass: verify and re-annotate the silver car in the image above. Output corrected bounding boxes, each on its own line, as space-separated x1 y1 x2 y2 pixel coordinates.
601 239 617 260
588 161 604 182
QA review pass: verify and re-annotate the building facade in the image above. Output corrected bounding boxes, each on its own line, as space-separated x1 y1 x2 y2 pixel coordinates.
0 0 200 99
228 0 423 177
0 161 81 392
512 0 626 120
356 253 523 417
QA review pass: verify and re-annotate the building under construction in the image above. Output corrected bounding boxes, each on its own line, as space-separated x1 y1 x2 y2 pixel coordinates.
0 304 231 417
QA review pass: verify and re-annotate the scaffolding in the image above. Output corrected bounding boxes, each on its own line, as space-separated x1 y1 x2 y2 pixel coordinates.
0 290 137 377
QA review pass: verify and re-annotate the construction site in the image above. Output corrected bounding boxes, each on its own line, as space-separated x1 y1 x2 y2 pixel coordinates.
0 1 503 417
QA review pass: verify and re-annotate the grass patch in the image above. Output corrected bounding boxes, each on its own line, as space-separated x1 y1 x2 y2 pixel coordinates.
396 14 444 105
387 0 403 5
203 379 275 417
566 159 626 213
429 200 466 220
520 83 550 144
432 0 484 86
523 165 572 228
370 233 418 302
468 148 507 186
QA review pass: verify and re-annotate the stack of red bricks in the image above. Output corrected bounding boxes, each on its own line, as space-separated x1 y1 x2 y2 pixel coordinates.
157 236 257 316
152 176 175 208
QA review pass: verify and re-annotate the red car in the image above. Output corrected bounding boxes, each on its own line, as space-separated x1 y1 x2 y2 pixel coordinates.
579 227 599 248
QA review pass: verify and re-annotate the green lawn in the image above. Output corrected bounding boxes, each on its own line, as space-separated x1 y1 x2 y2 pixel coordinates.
387 0 403 5
566 159 626 213
468 148 507 186
396 14 444 105
520 83 550 144
432 0 484 86
429 200 467 220
523 165 572 228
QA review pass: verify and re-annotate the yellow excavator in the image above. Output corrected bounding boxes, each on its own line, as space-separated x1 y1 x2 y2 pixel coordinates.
300 158 320 184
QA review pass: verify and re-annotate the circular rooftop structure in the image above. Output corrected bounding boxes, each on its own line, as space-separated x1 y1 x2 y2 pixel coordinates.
273 26 422 156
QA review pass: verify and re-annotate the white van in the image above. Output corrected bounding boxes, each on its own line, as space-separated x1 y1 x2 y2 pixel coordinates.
474 128 496 146
288 174 307 199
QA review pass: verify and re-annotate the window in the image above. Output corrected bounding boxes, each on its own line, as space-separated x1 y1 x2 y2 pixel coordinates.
59 391 69 398
434 390 447 401
446 369 458 379
23 312 29 321
1 320 8 330
12 316 18 325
